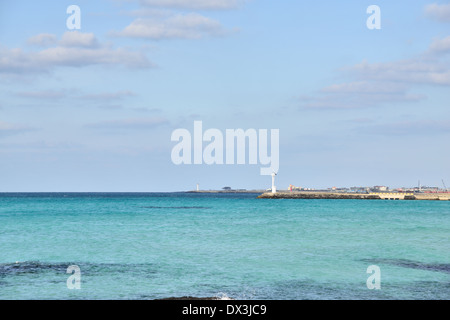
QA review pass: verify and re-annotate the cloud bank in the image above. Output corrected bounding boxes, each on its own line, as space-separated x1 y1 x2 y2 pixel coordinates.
0 31 151 75
116 13 230 40
300 36 450 110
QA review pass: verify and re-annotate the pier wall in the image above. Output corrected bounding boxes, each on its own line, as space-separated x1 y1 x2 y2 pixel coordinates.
257 192 450 201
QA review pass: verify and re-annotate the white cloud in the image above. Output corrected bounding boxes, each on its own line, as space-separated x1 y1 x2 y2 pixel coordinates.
429 36 450 54
37 46 148 68
27 33 58 47
140 0 241 10
425 3 450 22
28 31 99 48
117 13 228 39
351 59 450 86
60 31 99 48
347 36 450 86
0 32 152 75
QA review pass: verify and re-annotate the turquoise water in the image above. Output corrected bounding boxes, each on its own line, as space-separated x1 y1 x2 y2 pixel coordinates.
0 193 449 300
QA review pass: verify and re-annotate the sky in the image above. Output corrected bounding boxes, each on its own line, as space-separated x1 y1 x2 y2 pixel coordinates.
0 0 449 192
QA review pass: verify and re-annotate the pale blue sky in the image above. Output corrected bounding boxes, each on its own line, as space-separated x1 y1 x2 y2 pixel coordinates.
0 0 449 191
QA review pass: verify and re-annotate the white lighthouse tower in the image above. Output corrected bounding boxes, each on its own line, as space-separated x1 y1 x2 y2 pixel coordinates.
271 172 277 193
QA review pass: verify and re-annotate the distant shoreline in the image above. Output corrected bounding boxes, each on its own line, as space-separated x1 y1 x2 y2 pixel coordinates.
186 190 265 194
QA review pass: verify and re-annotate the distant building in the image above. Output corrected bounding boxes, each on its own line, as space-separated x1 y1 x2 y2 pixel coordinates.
372 186 389 192
421 186 440 193
222 187 232 190
350 187 370 193
328 187 349 192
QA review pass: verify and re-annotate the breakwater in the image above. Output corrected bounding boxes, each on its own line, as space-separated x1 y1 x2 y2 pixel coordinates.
257 192 450 201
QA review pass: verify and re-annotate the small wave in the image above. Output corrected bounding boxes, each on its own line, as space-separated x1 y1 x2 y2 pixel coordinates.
215 292 234 300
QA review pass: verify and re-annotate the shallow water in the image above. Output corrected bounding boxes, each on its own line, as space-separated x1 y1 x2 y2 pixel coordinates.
0 192 448 299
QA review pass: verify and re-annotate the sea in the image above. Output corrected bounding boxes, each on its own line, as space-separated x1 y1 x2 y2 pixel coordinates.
0 192 448 300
